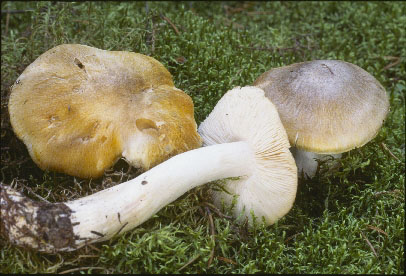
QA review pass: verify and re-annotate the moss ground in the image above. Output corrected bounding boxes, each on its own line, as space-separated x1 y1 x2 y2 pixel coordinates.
1 1 405 274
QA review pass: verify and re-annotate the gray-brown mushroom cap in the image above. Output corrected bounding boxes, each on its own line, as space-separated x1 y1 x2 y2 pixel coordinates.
254 60 389 154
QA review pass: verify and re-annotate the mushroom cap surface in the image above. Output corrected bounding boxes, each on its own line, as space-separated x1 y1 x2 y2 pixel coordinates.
253 60 389 154
8 44 201 178
199 86 297 225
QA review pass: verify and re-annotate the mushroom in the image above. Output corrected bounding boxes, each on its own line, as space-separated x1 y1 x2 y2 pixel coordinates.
253 60 390 178
1 86 297 252
8 44 202 178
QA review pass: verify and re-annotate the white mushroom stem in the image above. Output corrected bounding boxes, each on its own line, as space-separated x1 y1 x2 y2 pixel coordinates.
1 86 296 253
291 147 342 179
0 140 256 252
1 142 253 252
68 141 254 244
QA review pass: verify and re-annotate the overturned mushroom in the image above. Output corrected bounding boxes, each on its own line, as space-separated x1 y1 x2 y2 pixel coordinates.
8 44 201 178
1 86 297 252
253 60 389 178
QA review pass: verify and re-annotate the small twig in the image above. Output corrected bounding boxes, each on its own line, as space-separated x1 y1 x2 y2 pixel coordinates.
58 266 106 274
5 12 10 36
278 224 296 229
208 248 215 268
208 209 215 238
223 3 254 16
19 182 50 203
374 189 403 199
0 157 31 166
382 57 402 70
85 243 102 253
175 56 187 64
114 221 129 237
206 207 215 268
1 9 34 14
160 14 180 35
201 201 233 219
178 254 201 272
217 256 237 265
78 254 99 258
238 45 297 52
238 45 273 52
383 56 402 60
321 63 334 75
145 14 157 54
380 142 403 163
90 230 105 238
9 179 17 189
361 231 378 258
224 6 246 14
284 233 301 243
72 19 90 25
366 225 388 237
150 22 156 53
246 11 273 15
222 17 244 29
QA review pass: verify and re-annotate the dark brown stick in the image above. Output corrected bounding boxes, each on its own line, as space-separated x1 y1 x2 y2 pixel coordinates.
206 207 215 268
178 254 201 272
217 256 237 265
361 231 378 258
366 225 388 237
160 14 180 35
58 266 105 274
381 142 403 163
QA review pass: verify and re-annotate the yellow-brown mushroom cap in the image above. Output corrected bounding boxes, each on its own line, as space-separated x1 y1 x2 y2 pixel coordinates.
253 60 389 154
8 44 202 178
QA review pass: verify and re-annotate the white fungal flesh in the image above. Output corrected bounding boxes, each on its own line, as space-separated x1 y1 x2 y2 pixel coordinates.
68 141 254 246
291 147 342 179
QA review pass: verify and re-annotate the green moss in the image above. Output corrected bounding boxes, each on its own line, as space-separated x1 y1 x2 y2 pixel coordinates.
1 1 404 274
